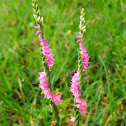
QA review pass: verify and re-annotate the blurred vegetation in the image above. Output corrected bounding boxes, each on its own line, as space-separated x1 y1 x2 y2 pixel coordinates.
0 0 126 125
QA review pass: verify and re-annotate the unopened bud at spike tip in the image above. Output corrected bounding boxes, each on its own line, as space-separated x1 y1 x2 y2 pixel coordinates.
81 8 85 15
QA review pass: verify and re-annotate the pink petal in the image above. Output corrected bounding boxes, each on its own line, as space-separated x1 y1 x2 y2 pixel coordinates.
76 36 82 39
34 26 40 29
36 31 41 35
39 35 43 41
76 40 82 43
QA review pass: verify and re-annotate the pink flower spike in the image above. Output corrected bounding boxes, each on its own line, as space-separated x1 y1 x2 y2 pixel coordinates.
79 44 89 71
70 70 87 115
76 36 82 39
52 95 63 105
38 37 55 70
39 35 43 41
36 31 41 35
34 26 40 29
76 40 82 43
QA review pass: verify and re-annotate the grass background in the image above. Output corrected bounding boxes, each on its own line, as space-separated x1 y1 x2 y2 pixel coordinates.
0 0 126 125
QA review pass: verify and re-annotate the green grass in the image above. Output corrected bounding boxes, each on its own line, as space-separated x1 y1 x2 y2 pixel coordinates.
0 0 126 125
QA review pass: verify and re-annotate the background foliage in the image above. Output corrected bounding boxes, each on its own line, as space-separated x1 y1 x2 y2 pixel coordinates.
0 0 126 125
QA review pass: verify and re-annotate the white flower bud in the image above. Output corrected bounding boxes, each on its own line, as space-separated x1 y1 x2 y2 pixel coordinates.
32 3 35 8
33 9 37 14
33 14 37 19
37 16 41 24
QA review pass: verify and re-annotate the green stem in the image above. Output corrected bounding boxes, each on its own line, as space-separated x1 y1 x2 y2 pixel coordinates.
51 101 60 126
74 106 80 126
78 52 83 91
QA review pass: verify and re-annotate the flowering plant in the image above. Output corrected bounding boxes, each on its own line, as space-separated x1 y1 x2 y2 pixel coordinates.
32 1 89 125
69 8 90 126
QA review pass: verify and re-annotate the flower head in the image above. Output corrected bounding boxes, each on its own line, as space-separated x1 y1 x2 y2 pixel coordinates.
51 121 56 126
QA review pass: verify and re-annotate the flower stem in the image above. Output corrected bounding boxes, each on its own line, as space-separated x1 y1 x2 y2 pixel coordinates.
74 106 80 126
78 52 83 91
51 101 60 126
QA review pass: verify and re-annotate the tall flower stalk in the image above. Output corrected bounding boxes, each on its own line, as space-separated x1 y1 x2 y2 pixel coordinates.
32 0 62 125
69 8 90 126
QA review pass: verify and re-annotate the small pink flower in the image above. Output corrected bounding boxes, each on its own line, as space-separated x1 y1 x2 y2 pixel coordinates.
68 115 75 126
51 94 63 105
72 90 81 97
51 121 56 126
76 40 82 43
36 30 41 35
75 32 90 71
34 26 40 29
76 36 82 39
74 97 86 105
76 32 82 43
